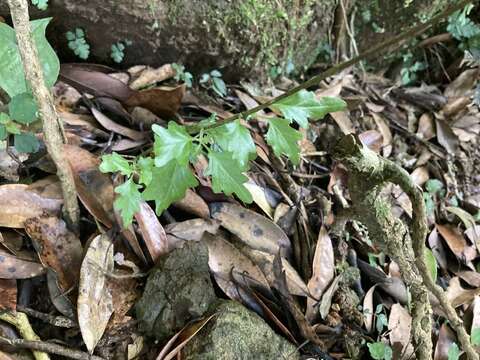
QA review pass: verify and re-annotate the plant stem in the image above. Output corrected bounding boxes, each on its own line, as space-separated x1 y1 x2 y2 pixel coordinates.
187 0 476 134
8 0 80 231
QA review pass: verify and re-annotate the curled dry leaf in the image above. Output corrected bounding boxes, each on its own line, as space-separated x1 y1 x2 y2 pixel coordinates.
436 223 477 263
91 107 146 141
0 184 62 228
78 233 114 354
306 226 335 323
446 277 480 309
64 145 114 227
240 247 308 297
202 233 270 301
363 284 377 333
134 201 168 263
388 304 414 358
209 202 292 259
0 279 17 310
24 216 83 293
125 85 185 119
243 182 274 219
0 250 45 279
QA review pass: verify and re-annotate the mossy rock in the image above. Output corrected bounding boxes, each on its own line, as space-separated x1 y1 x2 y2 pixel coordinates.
0 0 336 80
182 300 300 360
135 241 216 339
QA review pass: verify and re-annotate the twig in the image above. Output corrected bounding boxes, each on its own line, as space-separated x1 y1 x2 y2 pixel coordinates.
186 0 475 134
7 0 80 231
16 306 77 329
0 336 104 360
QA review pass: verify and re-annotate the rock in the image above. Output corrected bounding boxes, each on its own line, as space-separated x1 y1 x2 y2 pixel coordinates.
135 241 216 339
182 300 300 360
0 1 336 80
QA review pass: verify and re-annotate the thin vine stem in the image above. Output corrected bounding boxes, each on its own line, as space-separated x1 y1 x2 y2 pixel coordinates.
186 0 476 134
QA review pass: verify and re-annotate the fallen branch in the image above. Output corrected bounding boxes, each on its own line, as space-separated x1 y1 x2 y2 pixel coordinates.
333 135 479 360
7 0 80 230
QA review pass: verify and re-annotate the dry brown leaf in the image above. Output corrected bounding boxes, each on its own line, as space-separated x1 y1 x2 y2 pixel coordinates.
78 233 114 354
359 130 383 153
27 176 63 199
388 303 414 358
417 113 436 140
0 184 62 228
434 323 457 360
203 233 270 301
0 147 28 181
0 249 45 279
243 182 274 219
134 201 168 262
442 96 470 118
371 112 393 157
24 216 83 293
0 279 17 311
435 118 459 154
91 107 146 141
306 226 334 322
428 228 448 270
446 277 480 308
173 189 210 219
64 144 114 227
436 223 476 262
125 85 185 118
456 271 480 288
330 111 354 135
444 68 479 98
165 218 219 243
210 202 292 259
130 64 176 90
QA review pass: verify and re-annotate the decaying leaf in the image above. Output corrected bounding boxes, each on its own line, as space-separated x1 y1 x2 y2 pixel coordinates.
78 233 114 353
135 201 168 263
0 279 17 310
0 249 45 279
209 202 292 259
0 184 62 228
64 144 114 227
306 226 335 322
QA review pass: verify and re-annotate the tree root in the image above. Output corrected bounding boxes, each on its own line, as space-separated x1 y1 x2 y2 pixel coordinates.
334 134 479 360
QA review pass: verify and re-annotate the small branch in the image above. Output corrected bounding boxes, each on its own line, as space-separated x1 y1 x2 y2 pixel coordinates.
7 0 80 231
0 336 104 360
186 0 474 134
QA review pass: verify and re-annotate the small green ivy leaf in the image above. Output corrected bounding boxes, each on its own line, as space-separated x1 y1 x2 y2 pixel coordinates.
31 0 48 10
206 151 252 203
425 179 444 194
153 122 193 167
0 125 6 140
447 343 460 360
14 132 40 153
376 313 388 334
368 342 392 360
99 152 133 176
210 120 256 167
271 90 347 128
142 159 198 215
425 248 438 282
265 118 303 165
8 93 38 124
212 77 227 97
137 157 154 186
114 178 142 227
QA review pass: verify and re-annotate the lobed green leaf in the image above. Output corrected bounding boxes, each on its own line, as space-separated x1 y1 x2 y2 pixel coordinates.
114 178 142 227
265 118 302 165
153 122 193 167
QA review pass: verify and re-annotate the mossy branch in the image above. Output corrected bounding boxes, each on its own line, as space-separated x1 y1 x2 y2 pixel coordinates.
7 0 80 231
187 0 475 134
333 135 479 360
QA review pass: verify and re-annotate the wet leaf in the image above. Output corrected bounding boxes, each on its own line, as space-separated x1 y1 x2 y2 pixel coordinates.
135 201 168 262
78 233 114 354
0 249 45 279
306 226 335 322
0 184 62 228
209 202 292 259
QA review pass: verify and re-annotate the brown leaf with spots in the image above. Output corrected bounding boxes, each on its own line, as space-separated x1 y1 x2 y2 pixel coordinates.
0 279 17 311
0 250 45 279
135 201 168 263
209 202 292 259
0 184 62 228
125 85 185 118
24 216 83 293
306 226 335 323
64 145 114 227
78 233 114 354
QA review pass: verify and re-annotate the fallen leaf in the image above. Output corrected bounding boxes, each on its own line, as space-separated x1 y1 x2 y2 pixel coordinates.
0 249 45 279
209 202 292 259
165 218 219 243
359 130 383 153
435 118 459 154
434 323 457 360
442 96 470 117
446 277 480 308
456 271 480 288
243 181 274 218
371 113 392 157
78 233 114 353
388 303 414 358
172 189 210 219
306 226 335 322
444 68 479 98
27 176 63 199
125 85 185 118
428 228 448 270
436 223 476 262
64 144 114 227
0 184 62 228
363 285 377 333
111 138 147 151
0 147 28 181
91 107 146 141
319 275 341 320
0 279 16 310
330 111 354 135
134 201 168 263
130 64 176 90
417 113 436 140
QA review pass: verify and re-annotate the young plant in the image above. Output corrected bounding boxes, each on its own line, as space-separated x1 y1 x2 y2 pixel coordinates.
111 40 132 64
100 90 346 226
66 28 90 60
172 63 193 88
400 52 427 85
31 0 48 10
0 18 58 153
199 70 227 97
447 4 480 59
367 341 393 360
